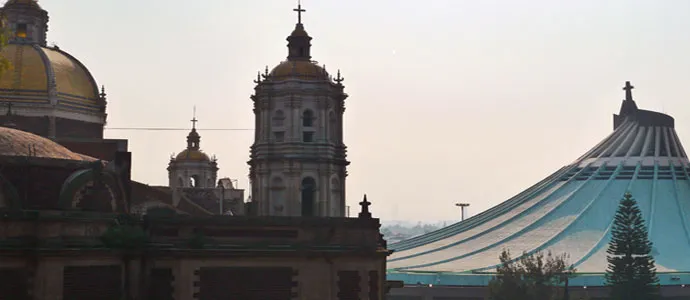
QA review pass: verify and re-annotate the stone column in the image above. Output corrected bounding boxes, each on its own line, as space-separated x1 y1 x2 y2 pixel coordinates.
319 169 328 216
174 261 195 300
287 171 301 216
33 260 63 300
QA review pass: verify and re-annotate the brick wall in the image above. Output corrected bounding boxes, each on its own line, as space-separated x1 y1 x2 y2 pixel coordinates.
0 116 103 139
57 139 126 161
55 117 103 139
0 115 50 137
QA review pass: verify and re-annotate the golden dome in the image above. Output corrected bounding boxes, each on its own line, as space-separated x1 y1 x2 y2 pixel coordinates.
3 0 41 8
269 60 330 81
175 149 211 162
0 44 101 105
0 126 95 161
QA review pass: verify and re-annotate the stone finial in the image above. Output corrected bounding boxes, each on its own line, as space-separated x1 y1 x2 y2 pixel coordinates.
334 70 344 85
3 102 17 129
358 194 372 219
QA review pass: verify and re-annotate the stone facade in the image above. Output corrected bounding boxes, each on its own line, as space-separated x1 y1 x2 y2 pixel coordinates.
0 210 390 300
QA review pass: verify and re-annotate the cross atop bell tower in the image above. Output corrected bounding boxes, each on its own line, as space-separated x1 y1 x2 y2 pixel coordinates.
286 0 312 61
293 0 306 24
190 106 198 130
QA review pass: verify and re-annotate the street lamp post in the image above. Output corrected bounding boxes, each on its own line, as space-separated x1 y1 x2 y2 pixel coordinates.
455 203 470 221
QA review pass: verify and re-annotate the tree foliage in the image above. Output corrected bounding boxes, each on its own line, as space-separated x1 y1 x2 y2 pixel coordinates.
100 215 148 250
605 192 659 300
488 249 575 300
0 12 11 78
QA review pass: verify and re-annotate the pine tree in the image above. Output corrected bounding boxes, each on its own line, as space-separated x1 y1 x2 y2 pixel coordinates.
605 192 659 300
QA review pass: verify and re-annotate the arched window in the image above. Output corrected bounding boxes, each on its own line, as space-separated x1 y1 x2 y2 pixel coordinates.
301 177 316 217
271 177 286 215
273 110 285 127
302 110 314 127
330 177 341 217
189 175 200 188
328 111 337 142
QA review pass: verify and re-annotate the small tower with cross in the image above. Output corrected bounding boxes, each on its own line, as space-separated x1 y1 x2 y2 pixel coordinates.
168 108 218 190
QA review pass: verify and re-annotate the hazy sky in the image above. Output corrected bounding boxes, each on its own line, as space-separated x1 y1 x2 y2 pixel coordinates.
36 0 690 222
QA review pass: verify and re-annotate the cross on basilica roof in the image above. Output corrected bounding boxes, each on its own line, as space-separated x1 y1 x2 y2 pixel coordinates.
623 81 634 101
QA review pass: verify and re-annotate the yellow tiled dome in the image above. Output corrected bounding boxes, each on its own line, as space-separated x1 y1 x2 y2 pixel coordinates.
269 60 330 81
0 44 101 104
175 149 211 162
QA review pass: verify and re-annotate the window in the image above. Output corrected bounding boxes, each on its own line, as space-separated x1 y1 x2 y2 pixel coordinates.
303 132 314 143
274 131 285 142
272 110 285 127
189 175 200 188
16 24 27 38
302 110 314 127
301 177 316 217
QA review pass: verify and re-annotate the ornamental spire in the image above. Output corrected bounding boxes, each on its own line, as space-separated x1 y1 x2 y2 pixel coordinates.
187 106 200 150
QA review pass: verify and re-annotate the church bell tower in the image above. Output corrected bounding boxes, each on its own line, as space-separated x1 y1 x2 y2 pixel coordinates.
247 3 349 217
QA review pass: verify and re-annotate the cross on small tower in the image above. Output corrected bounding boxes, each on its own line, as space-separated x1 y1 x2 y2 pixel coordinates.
191 106 198 129
623 81 634 101
293 0 306 24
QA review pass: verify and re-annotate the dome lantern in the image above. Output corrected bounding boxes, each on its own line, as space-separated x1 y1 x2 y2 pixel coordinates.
286 1 312 61
1 0 49 46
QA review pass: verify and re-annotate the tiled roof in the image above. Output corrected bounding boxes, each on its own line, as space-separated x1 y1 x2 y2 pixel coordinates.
130 181 172 206
0 127 96 161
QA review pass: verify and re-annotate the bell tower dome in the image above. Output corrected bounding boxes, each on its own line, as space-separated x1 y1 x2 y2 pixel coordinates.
247 2 349 217
168 115 218 190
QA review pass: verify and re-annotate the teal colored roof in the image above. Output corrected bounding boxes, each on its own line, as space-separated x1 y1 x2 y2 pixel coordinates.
387 83 690 286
